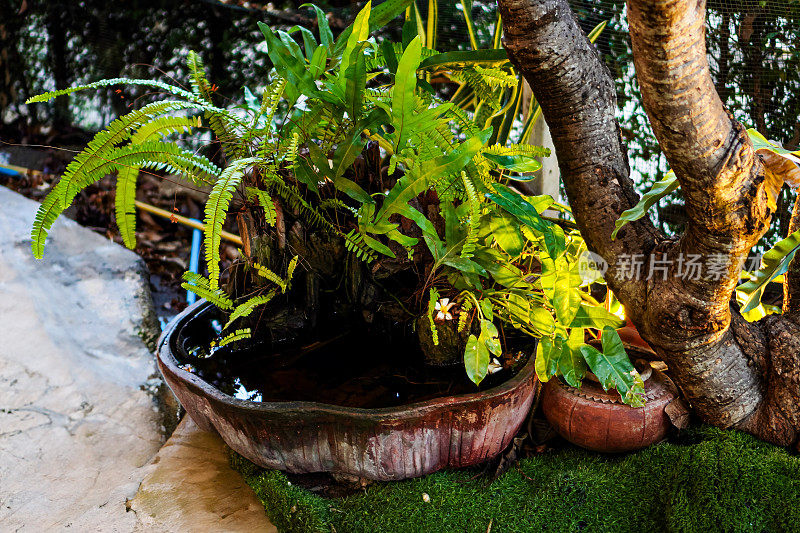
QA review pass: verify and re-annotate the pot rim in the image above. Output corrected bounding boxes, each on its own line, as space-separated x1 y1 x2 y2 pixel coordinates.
157 299 536 420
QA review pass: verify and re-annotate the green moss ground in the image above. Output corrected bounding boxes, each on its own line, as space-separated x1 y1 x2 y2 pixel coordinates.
230 426 800 532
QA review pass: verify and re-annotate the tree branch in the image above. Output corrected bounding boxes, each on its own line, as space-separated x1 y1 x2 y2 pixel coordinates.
627 0 773 309
497 0 661 309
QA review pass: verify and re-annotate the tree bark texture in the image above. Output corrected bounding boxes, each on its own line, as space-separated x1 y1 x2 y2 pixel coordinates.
498 0 800 448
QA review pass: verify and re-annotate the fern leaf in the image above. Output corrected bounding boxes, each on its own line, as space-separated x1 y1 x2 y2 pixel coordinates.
252 262 285 287
132 116 201 144
180 277 233 310
343 229 377 263
286 255 299 286
32 138 221 258
246 187 277 225
215 328 252 348
224 292 276 330
26 77 200 104
204 157 258 289
458 296 474 333
115 165 139 249
186 51 212 101
482 143 550 159
427 287 440 346
460 172 481 259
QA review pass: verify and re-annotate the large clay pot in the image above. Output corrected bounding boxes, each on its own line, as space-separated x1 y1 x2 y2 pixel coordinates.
541 368 676 453
157 300 537 480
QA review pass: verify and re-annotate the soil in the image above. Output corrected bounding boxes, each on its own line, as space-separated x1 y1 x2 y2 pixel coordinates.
174 306 532 409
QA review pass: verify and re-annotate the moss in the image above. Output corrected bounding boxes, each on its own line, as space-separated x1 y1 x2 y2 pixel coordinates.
231 426 800 533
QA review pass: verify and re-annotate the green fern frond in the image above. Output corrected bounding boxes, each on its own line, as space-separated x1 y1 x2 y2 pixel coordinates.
32 139 222 258
246 187 277 225
203 157 258 289
251 255 298 293
115 165 139 249
186 51 212 101
460 172 481 259
252 262 284 287
215 328 252 348
343 229 377 263
181 272 233 309
224 291 277 330
458 296 474 333
26 77 200 105
473 66 517 89
286 255 299 286
132 116 201 144
269 176 337 233
427 287 440 346
482 143 550 159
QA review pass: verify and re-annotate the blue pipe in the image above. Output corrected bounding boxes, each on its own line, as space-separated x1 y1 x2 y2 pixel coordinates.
187 227 203 304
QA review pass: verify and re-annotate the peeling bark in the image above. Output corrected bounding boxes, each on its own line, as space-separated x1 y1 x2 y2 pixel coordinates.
498 0 800 447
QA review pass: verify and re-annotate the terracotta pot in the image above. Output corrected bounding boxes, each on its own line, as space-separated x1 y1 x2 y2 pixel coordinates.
541 368 676 453
157 301 537 480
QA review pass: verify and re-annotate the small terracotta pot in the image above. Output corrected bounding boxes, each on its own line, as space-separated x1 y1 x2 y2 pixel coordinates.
541 368 676 453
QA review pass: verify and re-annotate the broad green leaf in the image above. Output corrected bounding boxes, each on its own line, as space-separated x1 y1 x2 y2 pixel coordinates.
489 213 524 257
443 257 487 276
580 327 645 407
374 133 488 226
487 185 565 259
529 306 556 335
418 129 491 180
569 304 624 329
535 336 562 382
557 333 588 388
737 229 800 313
552 275 583 326
332 0 414 57
480 299 494 321
301 3 334 48
748 128 800 165
309 45 328 79
338 1 371 92
465 334 490 385
479 319 502 356
391 36 422 150
612 171 678 240
473 248 525 287
483 152 542 174
363 234 396 258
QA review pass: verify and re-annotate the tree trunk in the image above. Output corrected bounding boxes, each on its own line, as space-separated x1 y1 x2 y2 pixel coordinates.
497 0 800 448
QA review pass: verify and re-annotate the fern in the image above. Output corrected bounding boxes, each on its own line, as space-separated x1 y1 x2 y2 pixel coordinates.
252 262 284 287
115 165 139 249
343 229 378 263
427 287 440 346
131 116 201 144
252 255 298 293
223 291 277 330
25 77 201 105
114 116 203 249
33 139 221 258
458 296 474 333
181 272 233 309
482 143 550 159
186 51 213 101
460 171 481 259
246 187 277 225
204 157 258 289
215 328 252 348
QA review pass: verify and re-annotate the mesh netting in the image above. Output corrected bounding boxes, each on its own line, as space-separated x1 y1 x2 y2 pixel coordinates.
1 0 797 243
